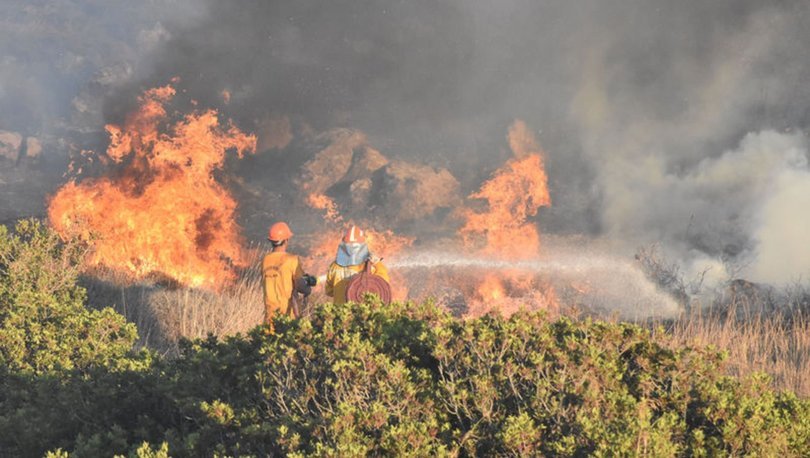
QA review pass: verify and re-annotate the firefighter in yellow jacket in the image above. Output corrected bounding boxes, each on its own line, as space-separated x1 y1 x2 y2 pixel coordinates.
262 221 313 323
325 225 389 305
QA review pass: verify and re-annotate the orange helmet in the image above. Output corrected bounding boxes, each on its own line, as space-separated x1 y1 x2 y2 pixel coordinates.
342 225 366 243
268 221 293 242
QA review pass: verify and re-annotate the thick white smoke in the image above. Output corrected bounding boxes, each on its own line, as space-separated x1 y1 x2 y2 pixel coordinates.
567 2 810 286
749 142 810 284
595 131 810 284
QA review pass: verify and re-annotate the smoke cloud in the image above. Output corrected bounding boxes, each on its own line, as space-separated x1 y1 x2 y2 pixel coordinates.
3 0 810 285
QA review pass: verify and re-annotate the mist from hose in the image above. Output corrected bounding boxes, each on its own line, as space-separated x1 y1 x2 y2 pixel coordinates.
388 245 681 320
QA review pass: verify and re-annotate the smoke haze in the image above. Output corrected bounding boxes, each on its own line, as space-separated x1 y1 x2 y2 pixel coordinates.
2 0 810 286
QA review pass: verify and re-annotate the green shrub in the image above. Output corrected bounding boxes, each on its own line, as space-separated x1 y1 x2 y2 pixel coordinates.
0 219 139 374
0 264 808 456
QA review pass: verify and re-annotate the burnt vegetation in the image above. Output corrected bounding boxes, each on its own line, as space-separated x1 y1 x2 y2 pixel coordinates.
1 221 809 457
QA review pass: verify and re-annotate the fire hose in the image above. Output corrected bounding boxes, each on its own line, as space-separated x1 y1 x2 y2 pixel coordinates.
346 260 392 304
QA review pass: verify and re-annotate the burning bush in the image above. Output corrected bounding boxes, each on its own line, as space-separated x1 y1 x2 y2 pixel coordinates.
48 85 257 290
459 120 551 259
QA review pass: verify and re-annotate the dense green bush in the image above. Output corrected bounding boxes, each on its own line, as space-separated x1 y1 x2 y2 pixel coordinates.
0 219 140 374
2 297 808 456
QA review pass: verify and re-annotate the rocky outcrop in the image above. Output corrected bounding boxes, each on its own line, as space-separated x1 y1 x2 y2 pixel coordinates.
0 131 42 163
300 129 460 225
0 131 23 162
368 160 461 222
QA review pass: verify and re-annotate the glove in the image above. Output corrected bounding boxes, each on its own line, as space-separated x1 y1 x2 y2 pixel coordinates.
295 277 313 297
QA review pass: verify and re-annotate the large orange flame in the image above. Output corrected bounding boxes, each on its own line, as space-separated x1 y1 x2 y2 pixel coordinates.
457 120 556 310
47 85 257 289
460 119 551 260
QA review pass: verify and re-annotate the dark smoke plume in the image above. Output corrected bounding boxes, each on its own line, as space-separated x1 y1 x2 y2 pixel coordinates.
3 0 810 285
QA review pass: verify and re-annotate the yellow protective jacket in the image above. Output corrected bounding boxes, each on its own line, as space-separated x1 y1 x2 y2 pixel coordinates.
262 251 304 321
325 261 389 305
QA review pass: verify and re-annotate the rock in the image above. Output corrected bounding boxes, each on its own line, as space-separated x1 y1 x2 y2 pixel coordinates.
25 137 42 158
369 160 461 221
0 131 23 162
344 146 388 182
299 129 461 226
349 178 373 208
299 129 367 193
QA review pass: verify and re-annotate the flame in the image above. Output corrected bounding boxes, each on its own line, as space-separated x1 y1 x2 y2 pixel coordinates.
453 120 557 314
463 270 559 317
460 120 551 259
307 228 413 272
48 85 257 289
306 193 342 223
364 229 412 261
478 275 506 302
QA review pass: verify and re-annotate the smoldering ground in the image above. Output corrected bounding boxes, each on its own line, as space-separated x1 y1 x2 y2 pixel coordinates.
3 0 810 292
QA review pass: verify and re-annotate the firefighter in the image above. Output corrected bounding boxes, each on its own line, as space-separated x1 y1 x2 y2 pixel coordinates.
262 221 315 324
325 225 390 305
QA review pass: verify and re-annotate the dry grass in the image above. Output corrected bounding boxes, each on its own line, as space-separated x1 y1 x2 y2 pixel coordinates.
82 259 265 355
658 311 810 397
94 279 810 397
79 250 810 397
633 244 810 396
143 276 265 348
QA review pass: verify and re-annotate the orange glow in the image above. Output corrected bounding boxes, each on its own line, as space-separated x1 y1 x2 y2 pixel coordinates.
364 228 413 261
461 271 559 318
460 119 551 260
452 120 557 315
306 193 341 223
364 229 413 300
478 274 506 302
48 85 257 290
304 170 414 285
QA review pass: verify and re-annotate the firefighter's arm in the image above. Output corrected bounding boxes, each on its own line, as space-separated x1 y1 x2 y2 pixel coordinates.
293 257 305 281
324 263 336 297
293 258 313 296
261 255 270 306
372 262 390 282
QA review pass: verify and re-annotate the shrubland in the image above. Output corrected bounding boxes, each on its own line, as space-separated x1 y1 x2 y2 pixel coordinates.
1 220 809 456
0 220 142 374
